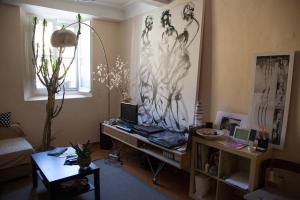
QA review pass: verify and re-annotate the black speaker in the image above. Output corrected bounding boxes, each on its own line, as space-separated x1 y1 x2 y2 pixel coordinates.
100 124 113 149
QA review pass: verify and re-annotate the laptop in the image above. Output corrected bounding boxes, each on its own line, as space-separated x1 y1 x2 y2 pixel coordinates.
148 131 187 149
133 124 164 134
226 127 251 149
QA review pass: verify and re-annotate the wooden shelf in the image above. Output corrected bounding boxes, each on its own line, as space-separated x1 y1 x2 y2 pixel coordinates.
189 135 272 199
219 178 248 191
139 147 181 168
37 170 95 198
194 168 219 181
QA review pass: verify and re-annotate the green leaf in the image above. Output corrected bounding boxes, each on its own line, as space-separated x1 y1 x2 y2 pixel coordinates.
32 17 38 25
76 14 82 23
43 19 47 26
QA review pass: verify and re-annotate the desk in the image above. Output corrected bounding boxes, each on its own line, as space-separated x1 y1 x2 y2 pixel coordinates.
100 123 190 183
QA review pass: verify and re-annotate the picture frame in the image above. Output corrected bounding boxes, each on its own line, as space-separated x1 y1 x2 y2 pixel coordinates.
215 111 248 136
249 52 294 149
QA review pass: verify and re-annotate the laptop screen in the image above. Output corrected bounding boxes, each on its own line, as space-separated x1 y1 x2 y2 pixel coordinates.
234 127 250 144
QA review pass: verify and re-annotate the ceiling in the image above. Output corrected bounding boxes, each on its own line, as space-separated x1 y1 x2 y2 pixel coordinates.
2 0 171 21
75 0 171 8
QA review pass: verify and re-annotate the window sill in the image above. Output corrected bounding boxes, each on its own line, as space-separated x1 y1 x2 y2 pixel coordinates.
24 92 93 101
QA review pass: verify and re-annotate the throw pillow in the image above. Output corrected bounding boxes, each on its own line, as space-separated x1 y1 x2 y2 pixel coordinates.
0 112 11 127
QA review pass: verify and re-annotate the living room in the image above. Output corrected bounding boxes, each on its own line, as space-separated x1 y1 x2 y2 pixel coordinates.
0 0 300 199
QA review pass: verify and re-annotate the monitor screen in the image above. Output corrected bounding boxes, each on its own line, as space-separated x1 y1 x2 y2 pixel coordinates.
234 128 250 141
120 103 138 124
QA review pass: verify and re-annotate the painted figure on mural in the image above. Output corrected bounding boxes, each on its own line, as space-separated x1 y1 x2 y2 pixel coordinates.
139 2 200 132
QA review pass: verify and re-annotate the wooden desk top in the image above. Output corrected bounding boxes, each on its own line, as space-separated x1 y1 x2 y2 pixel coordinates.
192 135 272 160
101 123 190 170
102 123 187 156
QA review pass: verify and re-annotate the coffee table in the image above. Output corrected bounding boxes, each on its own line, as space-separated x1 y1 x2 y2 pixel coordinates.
31 148 100 200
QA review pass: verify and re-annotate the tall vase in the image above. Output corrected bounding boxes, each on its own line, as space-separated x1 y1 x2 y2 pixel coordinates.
193 101 204 127
42 92 55 151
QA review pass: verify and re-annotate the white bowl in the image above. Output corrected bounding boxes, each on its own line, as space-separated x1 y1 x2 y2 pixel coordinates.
196 128 225 140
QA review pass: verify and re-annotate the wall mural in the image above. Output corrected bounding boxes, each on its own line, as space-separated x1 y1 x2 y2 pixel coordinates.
137 0 204 132
249 53 294 149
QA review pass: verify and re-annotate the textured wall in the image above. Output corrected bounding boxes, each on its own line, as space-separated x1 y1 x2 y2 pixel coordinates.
199 0 300 163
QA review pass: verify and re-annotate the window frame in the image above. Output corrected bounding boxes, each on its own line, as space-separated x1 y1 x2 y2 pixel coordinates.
23 13 92 101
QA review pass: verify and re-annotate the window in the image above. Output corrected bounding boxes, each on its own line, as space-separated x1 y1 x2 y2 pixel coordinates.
24 14 91 100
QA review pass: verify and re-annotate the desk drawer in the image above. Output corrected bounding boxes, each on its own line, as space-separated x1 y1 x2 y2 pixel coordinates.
102 126 138 147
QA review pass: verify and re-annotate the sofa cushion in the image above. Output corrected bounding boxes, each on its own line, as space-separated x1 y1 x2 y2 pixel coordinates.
0 112 11 127
0 137 33 169
0 124 24 140
244 188 297 200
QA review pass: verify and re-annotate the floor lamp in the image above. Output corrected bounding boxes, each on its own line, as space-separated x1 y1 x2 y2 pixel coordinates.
51 15 123 161
51 16 111 119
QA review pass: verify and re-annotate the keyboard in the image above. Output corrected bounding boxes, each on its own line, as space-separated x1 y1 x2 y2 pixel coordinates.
116 124 133 133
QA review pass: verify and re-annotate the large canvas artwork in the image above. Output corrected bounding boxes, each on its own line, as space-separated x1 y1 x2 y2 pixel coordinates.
137 0 204 132
249 52 294 149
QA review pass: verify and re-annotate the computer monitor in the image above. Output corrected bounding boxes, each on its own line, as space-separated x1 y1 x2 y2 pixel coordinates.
120 102 138 124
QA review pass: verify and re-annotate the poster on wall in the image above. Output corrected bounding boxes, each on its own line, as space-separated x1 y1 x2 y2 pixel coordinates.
137 0 205 132
249 52 294 149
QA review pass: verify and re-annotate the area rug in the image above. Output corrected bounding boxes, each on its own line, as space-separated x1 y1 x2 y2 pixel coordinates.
0 159 171 200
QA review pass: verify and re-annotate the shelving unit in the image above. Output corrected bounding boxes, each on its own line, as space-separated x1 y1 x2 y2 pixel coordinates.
189 135 272 200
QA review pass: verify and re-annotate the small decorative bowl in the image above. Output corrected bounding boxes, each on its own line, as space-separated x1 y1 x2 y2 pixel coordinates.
196 128 225 140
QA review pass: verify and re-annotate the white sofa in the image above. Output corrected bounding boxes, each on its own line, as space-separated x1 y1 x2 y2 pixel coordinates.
0 124 34 182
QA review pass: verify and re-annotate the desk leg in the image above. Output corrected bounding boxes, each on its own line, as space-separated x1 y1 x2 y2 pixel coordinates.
145 155 166 184
49 184 56 200
94 169 100 200
31 157 38 188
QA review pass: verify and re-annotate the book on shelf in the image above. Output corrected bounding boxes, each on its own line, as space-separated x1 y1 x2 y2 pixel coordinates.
196 143 202 170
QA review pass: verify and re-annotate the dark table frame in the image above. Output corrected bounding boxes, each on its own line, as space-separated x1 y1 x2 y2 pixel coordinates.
31 153 100 200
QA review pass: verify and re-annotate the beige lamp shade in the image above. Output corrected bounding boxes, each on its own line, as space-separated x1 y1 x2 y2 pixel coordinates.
51 29 78 47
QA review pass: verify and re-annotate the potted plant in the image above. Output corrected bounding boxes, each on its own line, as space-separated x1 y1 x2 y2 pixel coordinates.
71 141 92 169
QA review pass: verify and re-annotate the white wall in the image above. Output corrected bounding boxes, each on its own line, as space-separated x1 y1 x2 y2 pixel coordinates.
199 0 300 163
0 3 121 148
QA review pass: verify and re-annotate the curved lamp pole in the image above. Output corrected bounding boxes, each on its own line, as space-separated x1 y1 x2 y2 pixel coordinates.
51 18 111 119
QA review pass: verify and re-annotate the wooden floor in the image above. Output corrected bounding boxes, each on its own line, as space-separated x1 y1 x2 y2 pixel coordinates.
91 143 191 200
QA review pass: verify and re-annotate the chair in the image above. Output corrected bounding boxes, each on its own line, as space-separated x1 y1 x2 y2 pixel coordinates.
244 159 300 200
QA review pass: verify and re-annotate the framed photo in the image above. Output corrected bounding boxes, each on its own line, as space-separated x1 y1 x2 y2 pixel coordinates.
215 111 248 136
249 52 294 149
